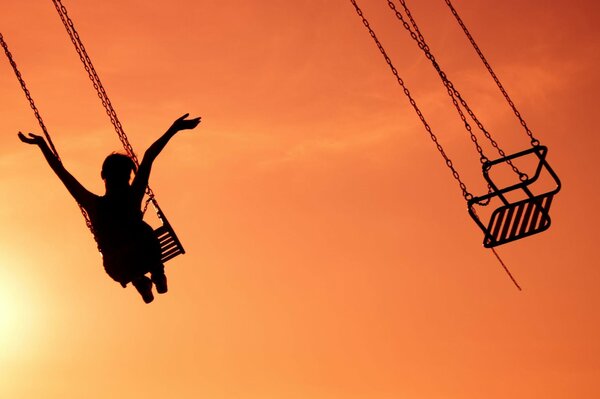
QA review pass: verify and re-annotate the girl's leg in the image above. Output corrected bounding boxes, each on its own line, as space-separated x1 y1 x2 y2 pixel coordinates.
150 266 168 294
132 276 154 304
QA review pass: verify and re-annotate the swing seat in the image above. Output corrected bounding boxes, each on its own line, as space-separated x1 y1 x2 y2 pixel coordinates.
153 206 185 263
468 145 561 248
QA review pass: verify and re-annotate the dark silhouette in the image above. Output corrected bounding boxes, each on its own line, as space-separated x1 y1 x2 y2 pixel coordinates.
18 113 201 303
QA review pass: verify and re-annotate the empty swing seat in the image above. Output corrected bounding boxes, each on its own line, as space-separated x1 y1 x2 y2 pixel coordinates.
468 146 561 248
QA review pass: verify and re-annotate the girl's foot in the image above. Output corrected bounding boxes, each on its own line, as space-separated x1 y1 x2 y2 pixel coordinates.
152 273 168 294
132 276 154 304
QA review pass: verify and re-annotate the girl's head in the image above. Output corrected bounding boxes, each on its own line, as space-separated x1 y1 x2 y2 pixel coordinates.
101 153 136 185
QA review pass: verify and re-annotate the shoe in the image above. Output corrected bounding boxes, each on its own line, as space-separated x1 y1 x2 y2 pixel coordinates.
133 276 154 304
152 273 168 294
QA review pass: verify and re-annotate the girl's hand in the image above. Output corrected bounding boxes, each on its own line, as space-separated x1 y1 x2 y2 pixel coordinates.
18 132 46 146
170 113 201 132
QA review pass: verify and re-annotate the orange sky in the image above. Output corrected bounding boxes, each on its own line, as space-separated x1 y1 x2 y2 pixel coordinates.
1 0 599 398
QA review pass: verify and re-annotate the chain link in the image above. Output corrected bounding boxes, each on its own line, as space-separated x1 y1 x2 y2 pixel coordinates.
444 0 540 147
1 32 95 233
350 0 473 201
51 0 159 209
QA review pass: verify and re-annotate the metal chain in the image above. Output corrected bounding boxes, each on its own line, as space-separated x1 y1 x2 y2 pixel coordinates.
1 32 95 233
387 0 525 180
349 2 522 289
388 0 486 162
444 0 540 147
349 0 473 201
51 0 158 207
51 0 136 161
1 34 60 159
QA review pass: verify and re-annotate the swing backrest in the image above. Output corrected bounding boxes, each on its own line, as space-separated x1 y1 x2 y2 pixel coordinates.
153 205 185 263
468 146 561 248
155 224 185 263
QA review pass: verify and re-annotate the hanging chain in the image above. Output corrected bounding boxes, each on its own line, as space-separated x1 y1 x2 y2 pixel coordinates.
387 0 487 163
444 0 540 147
350 0 473 201
1 32 95 233
1 33 60 159
51 0 136 162
387 0 525 180
395 0 523 288
349 2 522 289
51 0 158 206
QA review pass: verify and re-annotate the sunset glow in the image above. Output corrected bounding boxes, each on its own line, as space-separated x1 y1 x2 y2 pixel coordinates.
1 0 599 398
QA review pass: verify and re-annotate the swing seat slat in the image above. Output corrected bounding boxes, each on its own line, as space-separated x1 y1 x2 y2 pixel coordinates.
483 193 555 247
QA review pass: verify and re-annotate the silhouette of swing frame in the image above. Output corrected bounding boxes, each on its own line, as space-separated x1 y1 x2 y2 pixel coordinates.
467 145 561 248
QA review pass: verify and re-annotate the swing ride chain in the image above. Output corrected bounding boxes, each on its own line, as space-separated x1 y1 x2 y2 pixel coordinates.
386 0 526 181
350 2 522 290
51 0 158 209
444 0 540 147
398 2 523 292
0 32 95 233
0 34 61 160
51 0 136 162
349 0 473 201
387 0 487 164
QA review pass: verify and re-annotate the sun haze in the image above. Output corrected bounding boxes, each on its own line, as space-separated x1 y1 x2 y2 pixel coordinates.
1 0 599 398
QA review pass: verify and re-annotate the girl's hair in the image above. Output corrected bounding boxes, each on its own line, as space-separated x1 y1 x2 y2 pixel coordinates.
101 153 136 182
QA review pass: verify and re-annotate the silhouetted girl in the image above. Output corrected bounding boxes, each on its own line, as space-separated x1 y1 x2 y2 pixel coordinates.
18 113 201 303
